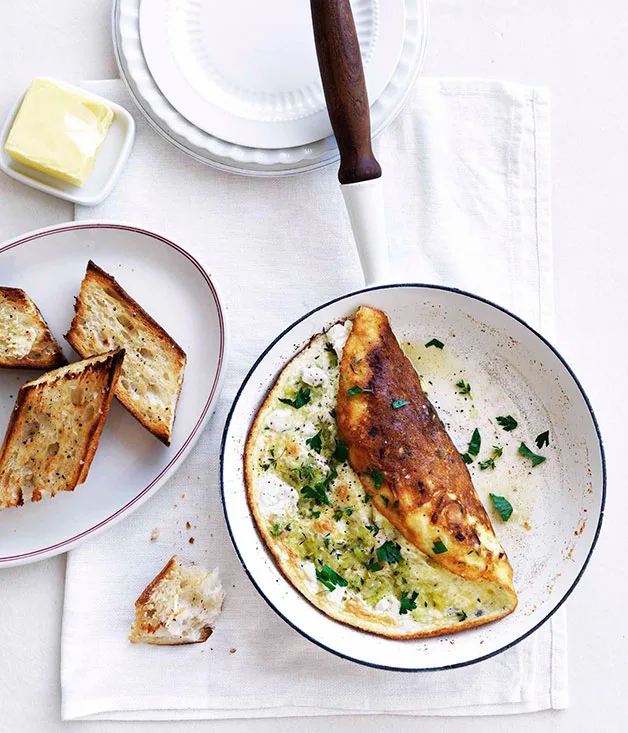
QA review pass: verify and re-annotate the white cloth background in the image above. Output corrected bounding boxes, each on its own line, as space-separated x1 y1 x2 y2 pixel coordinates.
61 78 564 721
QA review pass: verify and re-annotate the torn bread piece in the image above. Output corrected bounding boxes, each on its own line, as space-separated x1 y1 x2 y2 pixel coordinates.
129 556 225 645
65 261 186 446
0 349 124 509
0 287 66 369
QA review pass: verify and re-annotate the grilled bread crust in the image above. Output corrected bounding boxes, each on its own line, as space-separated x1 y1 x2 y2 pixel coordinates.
0 287 66 369
65 261 186 446
0 350 124 509
129 556 224 645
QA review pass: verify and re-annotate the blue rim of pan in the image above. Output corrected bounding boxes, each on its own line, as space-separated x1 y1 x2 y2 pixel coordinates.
220 282 606 672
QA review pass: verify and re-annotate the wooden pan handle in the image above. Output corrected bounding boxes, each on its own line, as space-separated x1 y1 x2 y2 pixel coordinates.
310 0 382 185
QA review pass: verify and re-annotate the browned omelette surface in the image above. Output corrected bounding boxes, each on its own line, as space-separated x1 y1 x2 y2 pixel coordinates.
337 306 517 598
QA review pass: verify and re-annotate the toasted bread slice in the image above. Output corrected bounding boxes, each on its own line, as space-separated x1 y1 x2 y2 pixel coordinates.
65 261 186 446
129 556 225 645
0 350 124 509
0 287 66 369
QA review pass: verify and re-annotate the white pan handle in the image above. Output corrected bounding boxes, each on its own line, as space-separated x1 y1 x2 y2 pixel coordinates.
341 178 389 286
310 0 389 288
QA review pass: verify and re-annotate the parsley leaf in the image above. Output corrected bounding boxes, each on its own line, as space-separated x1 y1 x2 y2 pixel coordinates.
392 398 410 409
425 338 444 349
371 467 384 489
270 524 282 537
311 510 321 518
279 387 311 409
457 609 468 622
496 415 518 432
518 442 547 466
348 385 374 396
301 467 337 506
535 430 550 449
479 445 503 471
333 507 353 521
376 541 402 564
334 439 349 462
301 484 330 506
305 430 323 453
489 493 513 521
316 564 348 592
366 522 380 536
400 590 419 614
468 428 481 457
366 561 383 572
461 453 473 464
456 379 472 396
432 540 448 554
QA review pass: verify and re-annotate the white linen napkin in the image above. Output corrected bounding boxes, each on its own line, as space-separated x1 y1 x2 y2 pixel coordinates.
61 78 564 721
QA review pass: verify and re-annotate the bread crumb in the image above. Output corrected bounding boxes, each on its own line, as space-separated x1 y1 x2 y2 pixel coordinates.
230 648 237 654
150 528 160 542
189 537 195 544
523 521 531 530
186 521 191 529
180 494 185 499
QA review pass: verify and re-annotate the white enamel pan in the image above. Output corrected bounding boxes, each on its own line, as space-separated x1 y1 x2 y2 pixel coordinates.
221 0 605 671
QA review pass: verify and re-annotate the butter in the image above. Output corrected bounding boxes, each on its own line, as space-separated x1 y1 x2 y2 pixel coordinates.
4 78 114 187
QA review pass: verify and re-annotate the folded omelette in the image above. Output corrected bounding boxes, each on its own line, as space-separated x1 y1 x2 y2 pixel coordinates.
245 306 517 638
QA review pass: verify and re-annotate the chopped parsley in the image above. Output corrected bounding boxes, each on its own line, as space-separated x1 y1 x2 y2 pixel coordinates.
535 430 550 449
301 484 330 506
400 590 418 614
301 467 337 506
496 415 518 432
333 507 353 521
461 453 473 464
376 541 402 564
468 428 481 457
347 385 374 396
432 540 448 554
333 439 349 462
270 524 282 537
381 495 389 507
479 446 503 471
457 609 468 622
291 463 315 482
311 510 321 518
316 564 348 592
371 467 384 489
425 338 444 349
456 379 472 396
392 398 410 409
518 442 547 466
366 561 383 572
305 430 323 453
489 493 514 521
366 522 380 536
279 387 311 409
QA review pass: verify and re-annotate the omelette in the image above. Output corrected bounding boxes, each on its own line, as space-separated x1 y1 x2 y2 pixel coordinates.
245 306 517 638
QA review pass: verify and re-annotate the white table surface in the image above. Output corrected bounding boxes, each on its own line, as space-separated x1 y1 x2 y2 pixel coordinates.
0 1 624 730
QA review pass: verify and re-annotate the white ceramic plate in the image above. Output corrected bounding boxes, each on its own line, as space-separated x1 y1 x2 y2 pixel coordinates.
139 0 405 148
221 285 605 670
114 0 429 174
0 222 227 566
0 79 135 206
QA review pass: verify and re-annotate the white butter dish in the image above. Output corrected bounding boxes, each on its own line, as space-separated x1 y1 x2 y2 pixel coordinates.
0 78 135 206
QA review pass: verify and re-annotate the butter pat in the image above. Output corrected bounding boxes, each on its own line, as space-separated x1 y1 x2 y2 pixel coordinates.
4 79 114 187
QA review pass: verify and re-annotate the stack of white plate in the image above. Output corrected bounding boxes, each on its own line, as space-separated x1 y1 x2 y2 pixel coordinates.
112 0 429 176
